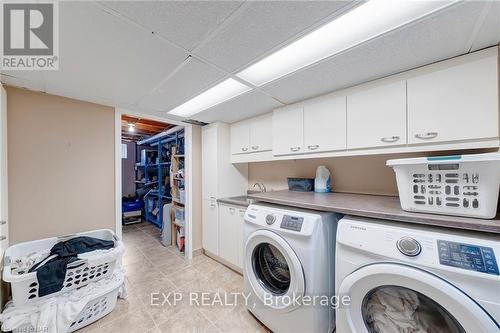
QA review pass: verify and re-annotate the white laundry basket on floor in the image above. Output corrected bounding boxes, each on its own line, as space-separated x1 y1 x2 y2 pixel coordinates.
3 229 124 307
1 272 124 333
387 152 500 218
67 275 123 332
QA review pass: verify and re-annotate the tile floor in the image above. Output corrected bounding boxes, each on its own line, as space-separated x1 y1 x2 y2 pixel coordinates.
78 222 269 333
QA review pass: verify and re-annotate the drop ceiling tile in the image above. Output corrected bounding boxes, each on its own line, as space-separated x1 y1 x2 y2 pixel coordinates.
193 90 283 124
138 57 226 112
262 2 486 104
194 1 354 73
471 1 500 51
43 2 188 107
100 1 244 50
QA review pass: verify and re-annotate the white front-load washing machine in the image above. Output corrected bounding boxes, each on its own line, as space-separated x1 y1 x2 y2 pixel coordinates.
336 216 500 333
243 203 341 333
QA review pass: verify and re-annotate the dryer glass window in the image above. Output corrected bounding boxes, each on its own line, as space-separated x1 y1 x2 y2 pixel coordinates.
252 243 290 295
361 285 465 333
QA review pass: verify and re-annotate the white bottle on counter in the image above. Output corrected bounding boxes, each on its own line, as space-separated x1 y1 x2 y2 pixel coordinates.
315 166 331 193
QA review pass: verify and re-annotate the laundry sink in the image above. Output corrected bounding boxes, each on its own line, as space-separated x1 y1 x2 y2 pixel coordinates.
218 195 256 207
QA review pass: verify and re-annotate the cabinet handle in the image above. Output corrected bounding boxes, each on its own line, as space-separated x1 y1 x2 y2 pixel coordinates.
290 147 301 152
307 145 319 150
415 132 438 140
210 204 216 208
0 221 6 225
229 208 235 213
241 147 248 152
0 236 6 241
251 145 259 150
381 136 400 143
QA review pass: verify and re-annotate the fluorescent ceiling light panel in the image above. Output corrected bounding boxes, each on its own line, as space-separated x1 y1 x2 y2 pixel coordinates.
168 78 251 117
237 0 456 86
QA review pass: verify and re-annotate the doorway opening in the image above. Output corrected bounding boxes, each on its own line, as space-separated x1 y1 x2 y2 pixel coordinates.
120 114 187 257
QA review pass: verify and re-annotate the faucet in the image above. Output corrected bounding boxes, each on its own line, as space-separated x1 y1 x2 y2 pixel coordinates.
253 182 267 192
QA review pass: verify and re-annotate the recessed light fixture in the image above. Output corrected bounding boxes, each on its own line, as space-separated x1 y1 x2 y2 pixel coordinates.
168 78 252 117
128 123 136 132
236 0 456 86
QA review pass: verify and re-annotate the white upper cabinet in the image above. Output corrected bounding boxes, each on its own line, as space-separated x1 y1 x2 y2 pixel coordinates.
230 120 250 155
231 113 272 155
272 105 304 156
231 47 499 164
408 49 499 145
347 80 407 149
249 113 272 152
304 94 347 153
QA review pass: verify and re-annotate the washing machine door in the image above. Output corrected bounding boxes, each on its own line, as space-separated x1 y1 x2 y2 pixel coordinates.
245 229 305 312
337 263 499 333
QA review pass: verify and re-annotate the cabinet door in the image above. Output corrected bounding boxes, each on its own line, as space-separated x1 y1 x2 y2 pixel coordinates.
236 208 245 270
218 205 238 266
272 105 304 156
202 199 219 255
230 120 250 155
202 125 218 199
347 81 407 149
408 52 498 144
249 113 272 152
304 94 346 153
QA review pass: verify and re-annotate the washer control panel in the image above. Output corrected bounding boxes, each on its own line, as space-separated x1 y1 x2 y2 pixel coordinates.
280 215 304 232
438 240 499 275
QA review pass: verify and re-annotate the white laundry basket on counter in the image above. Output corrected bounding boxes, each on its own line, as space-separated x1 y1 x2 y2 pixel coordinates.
387 152 500 218
3 229 124 307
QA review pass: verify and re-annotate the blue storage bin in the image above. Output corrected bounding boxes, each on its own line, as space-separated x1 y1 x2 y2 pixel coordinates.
122 200 142 212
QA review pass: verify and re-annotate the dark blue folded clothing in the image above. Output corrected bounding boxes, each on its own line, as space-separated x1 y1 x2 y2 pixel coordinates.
29 236 114 297
50 236 114 258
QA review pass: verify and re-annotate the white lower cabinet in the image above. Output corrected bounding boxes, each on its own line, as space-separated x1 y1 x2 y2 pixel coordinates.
236 207 245 269
202 199 219 255
218 203 244 270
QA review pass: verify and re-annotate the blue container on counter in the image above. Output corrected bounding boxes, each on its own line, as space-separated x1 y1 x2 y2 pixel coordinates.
287 178 315 192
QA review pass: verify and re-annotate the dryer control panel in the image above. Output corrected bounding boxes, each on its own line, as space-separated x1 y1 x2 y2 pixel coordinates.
281 215 304 232
438 240 499 275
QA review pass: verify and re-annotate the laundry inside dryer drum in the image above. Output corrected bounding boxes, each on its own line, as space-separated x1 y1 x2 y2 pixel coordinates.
252 243 291 295
362 285 465 333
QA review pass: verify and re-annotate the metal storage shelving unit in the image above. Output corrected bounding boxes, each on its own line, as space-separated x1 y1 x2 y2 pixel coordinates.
137 127 184 230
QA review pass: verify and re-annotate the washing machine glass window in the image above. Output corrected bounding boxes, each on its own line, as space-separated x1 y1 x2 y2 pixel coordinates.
337 263 499 332
252 243 290 295
361 285 465 333
244 229 306 311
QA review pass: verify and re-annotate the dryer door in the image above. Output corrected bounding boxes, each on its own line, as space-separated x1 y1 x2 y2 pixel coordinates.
337 263 499 333
244 229 305 312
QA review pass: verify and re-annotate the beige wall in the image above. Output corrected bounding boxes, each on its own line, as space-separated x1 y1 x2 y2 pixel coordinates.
7 87 115 244
249 149 496 196
191 125 203 253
